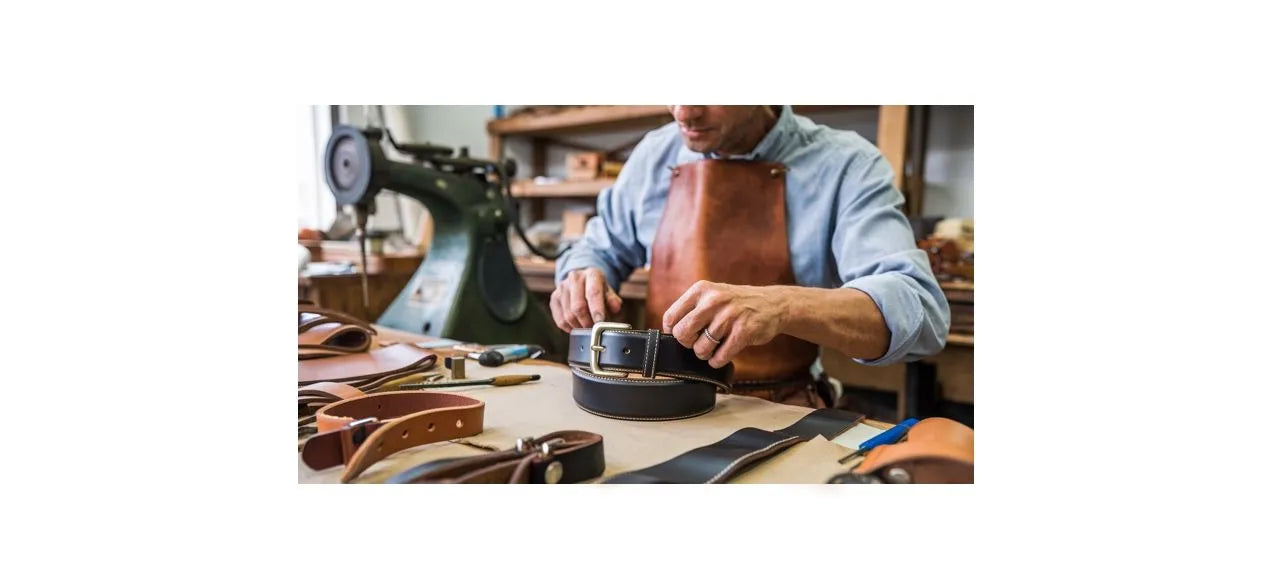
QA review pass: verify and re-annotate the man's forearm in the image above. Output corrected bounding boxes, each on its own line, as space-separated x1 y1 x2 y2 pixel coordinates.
775 286 890 360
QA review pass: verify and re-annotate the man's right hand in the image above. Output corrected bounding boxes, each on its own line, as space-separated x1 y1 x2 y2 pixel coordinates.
550 267 623 331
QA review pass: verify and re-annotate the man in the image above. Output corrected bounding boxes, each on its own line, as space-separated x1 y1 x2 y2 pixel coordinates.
551 105 949 407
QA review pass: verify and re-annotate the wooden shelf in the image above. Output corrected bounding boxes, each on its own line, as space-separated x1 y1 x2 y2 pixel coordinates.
488 105 874 138
489 106 669 137
510 178 615 198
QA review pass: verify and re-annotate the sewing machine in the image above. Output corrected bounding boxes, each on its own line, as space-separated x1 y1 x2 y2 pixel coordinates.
322 124 567 357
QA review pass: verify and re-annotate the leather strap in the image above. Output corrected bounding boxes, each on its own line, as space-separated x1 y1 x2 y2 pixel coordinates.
568 327 731 421
299 305 377 359
853 417 974 484
299 391 484 483
604 408 865 483
298 343 437 385
385 431 605 484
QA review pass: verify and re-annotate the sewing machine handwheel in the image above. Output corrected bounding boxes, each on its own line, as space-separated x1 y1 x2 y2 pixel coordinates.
323 125 381 206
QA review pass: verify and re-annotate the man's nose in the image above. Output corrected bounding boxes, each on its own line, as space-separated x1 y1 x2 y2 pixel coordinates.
671 105 705 125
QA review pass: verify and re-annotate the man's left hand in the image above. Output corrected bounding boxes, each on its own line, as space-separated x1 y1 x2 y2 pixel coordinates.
661 281 789 369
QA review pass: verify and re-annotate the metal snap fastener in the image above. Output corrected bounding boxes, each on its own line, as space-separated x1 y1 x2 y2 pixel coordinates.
885 467 912 484
544 461 564 484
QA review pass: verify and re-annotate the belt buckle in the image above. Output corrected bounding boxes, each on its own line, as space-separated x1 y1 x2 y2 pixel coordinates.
589 321 631 378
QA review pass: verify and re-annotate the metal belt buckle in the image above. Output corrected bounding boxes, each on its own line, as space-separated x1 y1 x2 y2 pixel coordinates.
342 417 378 446
589 321 631 378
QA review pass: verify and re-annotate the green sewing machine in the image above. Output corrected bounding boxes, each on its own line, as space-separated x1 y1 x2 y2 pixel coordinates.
322 124 567 358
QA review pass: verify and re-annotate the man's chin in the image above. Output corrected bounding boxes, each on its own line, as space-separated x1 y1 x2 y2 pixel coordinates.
682 138 716 153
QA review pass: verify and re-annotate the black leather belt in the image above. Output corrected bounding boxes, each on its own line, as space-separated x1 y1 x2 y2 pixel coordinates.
568 323 733 421
386 431 605 484
603 408 865 483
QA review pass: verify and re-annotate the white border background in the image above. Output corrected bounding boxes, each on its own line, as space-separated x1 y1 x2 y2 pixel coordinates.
5 1 1277 577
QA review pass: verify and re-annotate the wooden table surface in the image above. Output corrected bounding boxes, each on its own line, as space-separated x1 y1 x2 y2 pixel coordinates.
300 326 890 483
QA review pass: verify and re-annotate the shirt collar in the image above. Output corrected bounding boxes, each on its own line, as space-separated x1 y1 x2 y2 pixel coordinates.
675 106 797 164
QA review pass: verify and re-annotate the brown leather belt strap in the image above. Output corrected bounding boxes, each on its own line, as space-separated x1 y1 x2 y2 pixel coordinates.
299 391 484 483
298 343 438 385
298 305 378 359
386 431 606 484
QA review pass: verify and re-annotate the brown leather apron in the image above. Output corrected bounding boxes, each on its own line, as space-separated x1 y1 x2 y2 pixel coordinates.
646 159 821 404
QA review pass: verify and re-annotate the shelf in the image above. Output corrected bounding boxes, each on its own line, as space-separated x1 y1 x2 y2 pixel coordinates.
488 105 875 138
489 106 670 137
510 178 615 198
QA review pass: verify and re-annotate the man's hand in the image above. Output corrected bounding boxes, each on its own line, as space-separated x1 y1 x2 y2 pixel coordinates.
550 268 623 332
661 281 790 369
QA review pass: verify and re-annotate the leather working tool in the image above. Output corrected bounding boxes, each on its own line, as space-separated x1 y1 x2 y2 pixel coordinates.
401 374 541 389
385 430 605 484
604 408 865 483
300 391 485 483
298 303 377 359
567 322 733 421
838 417 918 465
645 159 820 391
322 123 565 356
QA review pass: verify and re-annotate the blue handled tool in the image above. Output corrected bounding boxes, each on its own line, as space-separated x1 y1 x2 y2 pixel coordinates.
838 418 919 464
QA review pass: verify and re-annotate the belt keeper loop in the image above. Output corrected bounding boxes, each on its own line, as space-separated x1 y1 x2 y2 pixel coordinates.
643 329 659 378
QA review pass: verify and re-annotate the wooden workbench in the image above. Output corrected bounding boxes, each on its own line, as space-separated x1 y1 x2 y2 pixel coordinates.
300 326 890 484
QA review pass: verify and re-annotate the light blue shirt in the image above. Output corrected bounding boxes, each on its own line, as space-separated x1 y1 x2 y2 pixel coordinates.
555 106 949 365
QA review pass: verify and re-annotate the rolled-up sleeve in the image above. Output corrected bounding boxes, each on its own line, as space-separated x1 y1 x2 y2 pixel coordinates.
833 153 950 365
554 138 653 290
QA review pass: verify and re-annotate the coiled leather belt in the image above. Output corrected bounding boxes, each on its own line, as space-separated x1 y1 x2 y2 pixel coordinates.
386 431 605 484
568 323 733 421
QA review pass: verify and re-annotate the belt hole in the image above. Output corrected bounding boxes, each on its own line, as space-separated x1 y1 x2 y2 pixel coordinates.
456 419 463 429
428 423 435 432
401 429 409 439
623 347 632 355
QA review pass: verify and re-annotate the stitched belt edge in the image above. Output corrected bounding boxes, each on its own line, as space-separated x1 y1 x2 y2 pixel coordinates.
574 402 714 423
571 366 718 421
602 408 866 484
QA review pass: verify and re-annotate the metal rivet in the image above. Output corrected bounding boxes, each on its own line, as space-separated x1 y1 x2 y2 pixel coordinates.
885 467 912 484
544 461 564 484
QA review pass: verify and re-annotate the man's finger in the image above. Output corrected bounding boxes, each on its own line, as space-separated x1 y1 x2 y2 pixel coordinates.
549 291 571 332
565 276 592 328
709 322 748 369
584 271 608 323
662 281 706 333
671 303 716 349
606 286 623 314
559 288 579 330
693 309 734 360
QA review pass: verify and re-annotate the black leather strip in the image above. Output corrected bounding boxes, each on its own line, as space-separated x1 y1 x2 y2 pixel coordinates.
603 408 865 484
569 327 731 421
385 431 605 484
567 328 733 389
572 367 717 421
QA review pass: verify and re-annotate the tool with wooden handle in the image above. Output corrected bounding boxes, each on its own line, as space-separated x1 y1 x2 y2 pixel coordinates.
401 374 541 389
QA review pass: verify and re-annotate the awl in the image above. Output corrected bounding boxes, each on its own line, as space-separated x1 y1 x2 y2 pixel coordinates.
401 374 541 389
838 418 918 464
